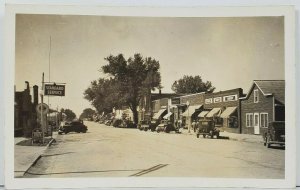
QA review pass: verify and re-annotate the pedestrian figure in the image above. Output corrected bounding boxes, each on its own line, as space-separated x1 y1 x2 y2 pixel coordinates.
191 120 196 132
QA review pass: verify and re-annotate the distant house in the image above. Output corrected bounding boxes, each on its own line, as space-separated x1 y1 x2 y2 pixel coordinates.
240 80 285 135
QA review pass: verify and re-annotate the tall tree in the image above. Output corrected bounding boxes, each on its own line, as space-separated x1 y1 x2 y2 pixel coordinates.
84 53 161 124
79 108 96 120
84 78 124 113
63 109 77 120
171 75 215 94
102 54 161 124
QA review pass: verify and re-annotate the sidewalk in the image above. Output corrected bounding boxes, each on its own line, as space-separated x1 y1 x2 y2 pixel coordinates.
180 129 263 144
14 132 58 177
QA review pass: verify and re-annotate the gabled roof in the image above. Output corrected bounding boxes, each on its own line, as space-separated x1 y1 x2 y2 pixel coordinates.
240 80 285 104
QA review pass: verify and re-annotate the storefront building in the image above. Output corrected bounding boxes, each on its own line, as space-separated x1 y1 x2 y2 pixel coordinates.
203 88 244 134
151 98 168 121
179 93 205 131
138 91 178 123
240 80 285 135
14 82 39 137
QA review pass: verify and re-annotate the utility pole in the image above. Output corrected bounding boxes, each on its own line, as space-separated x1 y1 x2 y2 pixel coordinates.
41 72 45 144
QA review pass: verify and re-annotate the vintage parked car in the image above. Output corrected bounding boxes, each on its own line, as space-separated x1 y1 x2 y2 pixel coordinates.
196 119 220 139
123 119 137 128
148 120 160 132
262 121 285 148
138 120 150 131
112 119 123 127
156 120 178 133
58 120 88 134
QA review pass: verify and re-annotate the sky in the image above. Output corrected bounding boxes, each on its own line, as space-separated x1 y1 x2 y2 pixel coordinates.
15 15 284 117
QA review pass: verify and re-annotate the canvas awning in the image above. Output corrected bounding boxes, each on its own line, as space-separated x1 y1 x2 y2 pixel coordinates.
182 105 203 117
198 111 209 118
220 107 237 118
163 112 173 119
206 108 221 118
152 109 166 120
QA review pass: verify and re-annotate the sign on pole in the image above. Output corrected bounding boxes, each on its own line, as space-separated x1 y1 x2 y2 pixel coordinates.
36 103 49 115
44 84 65 96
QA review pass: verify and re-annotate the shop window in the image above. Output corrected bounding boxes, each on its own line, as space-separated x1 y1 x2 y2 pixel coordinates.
260 113 268 128
246 113 253 127
214 117 223 126
228 116 238 128
254 89 259 103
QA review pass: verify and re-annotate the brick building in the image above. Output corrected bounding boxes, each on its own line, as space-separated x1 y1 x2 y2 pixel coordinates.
240 80 285 135
14 82 39 137
171 88 244 133
179 93 205 131
203 88 244 133
138 90 178 123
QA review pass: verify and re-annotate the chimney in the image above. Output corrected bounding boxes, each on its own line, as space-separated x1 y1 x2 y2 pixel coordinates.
25 81 30 91
33 85 38 106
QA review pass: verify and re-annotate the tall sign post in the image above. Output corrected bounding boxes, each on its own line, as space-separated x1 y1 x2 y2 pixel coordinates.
43 82 66 138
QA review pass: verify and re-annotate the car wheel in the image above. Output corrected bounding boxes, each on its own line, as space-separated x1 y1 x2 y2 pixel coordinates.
266 136 271 148
203 134 206 138
216 132 220 139
196 134 199 138
210 131 214 139
165 127 170 133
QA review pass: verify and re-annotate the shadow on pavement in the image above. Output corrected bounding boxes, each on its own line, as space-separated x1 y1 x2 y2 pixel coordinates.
16 138 53 146
266 145 285 150
24 169 142 176
218 136 230 140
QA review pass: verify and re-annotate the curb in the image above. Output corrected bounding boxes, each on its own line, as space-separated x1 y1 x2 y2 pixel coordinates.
23 155 42 176
47 138 56 147
22 137 56 176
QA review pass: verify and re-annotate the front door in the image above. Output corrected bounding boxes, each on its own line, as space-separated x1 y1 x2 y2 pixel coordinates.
254 113 260 134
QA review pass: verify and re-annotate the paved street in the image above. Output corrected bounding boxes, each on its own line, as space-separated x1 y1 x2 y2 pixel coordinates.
24 121 284 178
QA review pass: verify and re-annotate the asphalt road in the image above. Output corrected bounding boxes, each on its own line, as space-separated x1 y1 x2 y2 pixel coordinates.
24 121 285 178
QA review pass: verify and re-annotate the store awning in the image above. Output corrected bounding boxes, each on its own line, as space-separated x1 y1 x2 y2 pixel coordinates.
163 112 173 119
182 105 203 117
206 108 221 118
198 111 209 118
220 107 237 118
152 109 166 120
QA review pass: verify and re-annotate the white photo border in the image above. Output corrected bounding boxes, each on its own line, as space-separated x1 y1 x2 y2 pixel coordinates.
4 4 296 189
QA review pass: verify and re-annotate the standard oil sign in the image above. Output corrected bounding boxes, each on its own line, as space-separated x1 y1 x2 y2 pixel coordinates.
44 84 65 96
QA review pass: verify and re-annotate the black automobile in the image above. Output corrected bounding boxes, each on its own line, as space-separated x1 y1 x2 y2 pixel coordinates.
196 119 220 139
138 120 150 131
262 121 285 148
156 120 178 133
58 120 88 134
